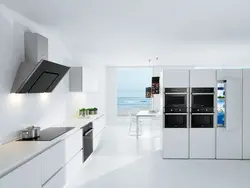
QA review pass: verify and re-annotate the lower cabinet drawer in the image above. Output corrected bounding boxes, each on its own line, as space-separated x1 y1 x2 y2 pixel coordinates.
41 141 65 185
42 168 66 188
65 130 82 163
2 156 41 188
65 150 83 184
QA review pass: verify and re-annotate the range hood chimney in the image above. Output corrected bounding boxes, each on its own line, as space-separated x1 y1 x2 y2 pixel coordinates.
11 32 70 93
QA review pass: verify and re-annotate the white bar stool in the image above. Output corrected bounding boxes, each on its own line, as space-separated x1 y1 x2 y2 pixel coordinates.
128 111 143 136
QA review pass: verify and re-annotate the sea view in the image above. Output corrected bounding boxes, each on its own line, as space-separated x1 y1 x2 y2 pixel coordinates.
117 97 152 116
117 90 152 116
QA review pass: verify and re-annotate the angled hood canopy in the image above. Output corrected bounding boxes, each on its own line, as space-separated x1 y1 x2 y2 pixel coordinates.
11 32 70 93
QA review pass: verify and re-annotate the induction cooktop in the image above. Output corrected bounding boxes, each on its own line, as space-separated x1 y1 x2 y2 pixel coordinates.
18 127 74 141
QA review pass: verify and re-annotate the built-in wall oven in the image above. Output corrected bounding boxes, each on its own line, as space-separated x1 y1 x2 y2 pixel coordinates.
165 108 188 128
165 88 188 128
191 88 214 128
165 88 187 108
191 88 214 109
83 122 93 162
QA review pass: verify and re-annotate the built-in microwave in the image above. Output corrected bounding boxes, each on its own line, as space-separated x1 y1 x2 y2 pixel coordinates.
191 88 214 108
165 88 188 108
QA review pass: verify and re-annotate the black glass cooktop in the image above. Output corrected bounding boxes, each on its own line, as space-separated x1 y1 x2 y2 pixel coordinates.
19 127 74 141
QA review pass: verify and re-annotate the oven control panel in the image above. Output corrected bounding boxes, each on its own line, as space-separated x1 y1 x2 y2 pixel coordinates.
165 88 187 93
165 108 187 113
191 108 214 113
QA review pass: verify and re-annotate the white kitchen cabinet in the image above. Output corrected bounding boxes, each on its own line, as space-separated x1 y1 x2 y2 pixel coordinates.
190 69 216 87
93 116 105 151
64 130 82 163
42 168 66 188
159 71 164 114
243 69 250 159
190 129 215 159
93 115 105 138
2 156 41 188
41 141 65 185
163 70 190 87
189 69 216 159
65 150 83 184
163 129 189 159
216 69 243 159
69 67 83 92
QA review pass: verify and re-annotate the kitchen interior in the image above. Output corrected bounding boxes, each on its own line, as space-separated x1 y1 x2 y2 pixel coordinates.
1 1 250 188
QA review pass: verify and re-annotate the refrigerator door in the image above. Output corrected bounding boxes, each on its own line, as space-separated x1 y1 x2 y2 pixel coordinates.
216 69 242 159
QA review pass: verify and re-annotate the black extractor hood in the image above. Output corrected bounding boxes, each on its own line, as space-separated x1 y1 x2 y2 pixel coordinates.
11 32 70 93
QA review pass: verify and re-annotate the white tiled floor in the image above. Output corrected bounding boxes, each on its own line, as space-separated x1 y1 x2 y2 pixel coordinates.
67 122 250 188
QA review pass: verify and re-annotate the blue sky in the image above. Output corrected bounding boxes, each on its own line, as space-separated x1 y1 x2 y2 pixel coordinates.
117 68 152 91
117 68 152 97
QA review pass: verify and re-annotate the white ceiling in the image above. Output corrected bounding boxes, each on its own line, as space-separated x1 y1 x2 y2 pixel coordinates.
1 0 250 65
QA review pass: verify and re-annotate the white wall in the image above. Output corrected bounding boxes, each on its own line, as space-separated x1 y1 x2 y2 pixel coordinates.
0 5 74 144
67 66 106 122
106 67 117 125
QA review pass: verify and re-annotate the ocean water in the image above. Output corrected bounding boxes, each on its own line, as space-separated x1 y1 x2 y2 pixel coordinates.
117 97 152 109
117 96 152 116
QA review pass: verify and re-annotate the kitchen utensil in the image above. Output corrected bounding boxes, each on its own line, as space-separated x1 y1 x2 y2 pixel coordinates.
21 126 41 140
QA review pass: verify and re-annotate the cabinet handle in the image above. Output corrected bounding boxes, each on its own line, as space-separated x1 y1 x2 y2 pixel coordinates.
192 113 214 115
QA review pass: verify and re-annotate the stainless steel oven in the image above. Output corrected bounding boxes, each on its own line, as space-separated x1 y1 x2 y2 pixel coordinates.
165 108 188 128
191 88 214 108
191 113 214 128
83 122 93 162
190 88 215 128
165 88 188 108
164 88 189 128
165 113 188 128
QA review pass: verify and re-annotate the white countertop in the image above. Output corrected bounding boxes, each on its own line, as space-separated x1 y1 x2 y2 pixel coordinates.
0 114 103 178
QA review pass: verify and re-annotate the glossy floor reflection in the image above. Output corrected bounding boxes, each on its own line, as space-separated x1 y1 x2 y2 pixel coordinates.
66 123 250 188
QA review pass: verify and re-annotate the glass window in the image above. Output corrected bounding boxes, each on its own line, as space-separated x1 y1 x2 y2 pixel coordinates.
117 68 152 116
217 80 226 127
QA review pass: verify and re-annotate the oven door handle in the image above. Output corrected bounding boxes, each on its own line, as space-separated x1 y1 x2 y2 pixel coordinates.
165 93 187 95
84 128 93 136
192 113 214 115
191 93 214 95
165 113 188 115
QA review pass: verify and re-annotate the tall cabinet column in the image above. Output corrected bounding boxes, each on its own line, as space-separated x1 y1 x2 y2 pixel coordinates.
243 69 250 159
189 69 216 159
216 69 243 159
162 69 189 159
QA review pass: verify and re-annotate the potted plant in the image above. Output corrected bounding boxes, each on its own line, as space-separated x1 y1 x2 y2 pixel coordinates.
79 108 86 117
85 108 90 116
88 108 95 115
93 107 98 114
